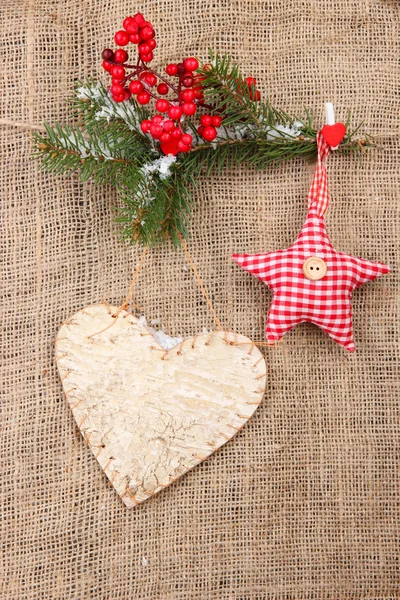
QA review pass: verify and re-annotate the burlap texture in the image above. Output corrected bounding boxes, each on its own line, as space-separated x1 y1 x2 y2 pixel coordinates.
1 1 399 598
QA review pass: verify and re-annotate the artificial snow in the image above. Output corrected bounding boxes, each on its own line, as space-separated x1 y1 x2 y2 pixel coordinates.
76 82 143 132
136 315 183 350
265 121 303 140
135 155 177 207
60 131 118 161
139 155 177 180
211 120 304 144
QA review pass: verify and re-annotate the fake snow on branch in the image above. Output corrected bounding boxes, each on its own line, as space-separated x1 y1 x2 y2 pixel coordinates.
135 155 177 208
139 155 177 180
58 128 123 161
209 120 304 147
76 81 144 133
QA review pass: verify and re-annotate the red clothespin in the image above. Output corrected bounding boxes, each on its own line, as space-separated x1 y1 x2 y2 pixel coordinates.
321 102 346 149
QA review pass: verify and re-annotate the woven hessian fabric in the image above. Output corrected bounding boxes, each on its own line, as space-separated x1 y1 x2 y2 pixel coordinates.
1 1 399 598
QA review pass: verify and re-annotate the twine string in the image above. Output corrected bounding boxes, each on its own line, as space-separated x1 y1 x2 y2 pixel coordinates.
114 246 149 317
176 233 223 331
112 238 277 349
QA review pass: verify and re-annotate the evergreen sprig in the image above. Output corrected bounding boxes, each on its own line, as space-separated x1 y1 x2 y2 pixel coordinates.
32 50 371 247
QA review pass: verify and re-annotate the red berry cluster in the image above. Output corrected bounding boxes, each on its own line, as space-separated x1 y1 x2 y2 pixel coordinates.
102 13 157 103
140 117 193 153
101 14 261 155
197 114 222 141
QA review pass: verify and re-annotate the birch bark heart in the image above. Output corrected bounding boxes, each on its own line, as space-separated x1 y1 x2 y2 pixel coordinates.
55 304 267 508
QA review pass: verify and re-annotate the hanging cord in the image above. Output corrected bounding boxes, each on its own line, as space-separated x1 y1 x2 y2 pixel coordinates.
177 233 223 331
89 246 149 338
177 234 280 348
113 246 149 317
93 239 278 349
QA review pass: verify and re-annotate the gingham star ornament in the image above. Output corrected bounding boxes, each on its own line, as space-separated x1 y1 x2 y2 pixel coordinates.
233 131 390 351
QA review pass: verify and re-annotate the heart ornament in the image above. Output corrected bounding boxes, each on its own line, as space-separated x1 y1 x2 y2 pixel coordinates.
55 304 267 507
320 122 347 148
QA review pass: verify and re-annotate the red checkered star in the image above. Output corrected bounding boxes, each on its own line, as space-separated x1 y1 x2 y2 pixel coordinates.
233 132 390 351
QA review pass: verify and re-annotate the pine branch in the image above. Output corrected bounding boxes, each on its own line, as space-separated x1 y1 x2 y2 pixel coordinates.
197 49 295 130
32 57 373 248
114 161 194 246
32 121 154 185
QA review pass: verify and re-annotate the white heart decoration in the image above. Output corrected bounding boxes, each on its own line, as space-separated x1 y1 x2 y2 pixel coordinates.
55 304 267 507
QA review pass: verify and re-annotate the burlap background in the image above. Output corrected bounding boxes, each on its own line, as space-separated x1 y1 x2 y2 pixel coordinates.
1 1 399 598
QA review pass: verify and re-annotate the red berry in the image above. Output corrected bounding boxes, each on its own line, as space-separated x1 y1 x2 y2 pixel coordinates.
182 102 196 116
129 33 141 44
111 83 124 95
183 57 199 72
114 49 128 63
123 17 138 33
163 120 175 133
149 123 163 139
157 83 169 95
139 42 151 55
194 91 205 102
181 89 195 102
113 94 125 103
249 89 261 101
168 105 183 120
182 75 194 88
197 125 205 136
144 73 157 86
140 120 152 133
102 60 113 72
202 126 217 141
152 115 164 124
114 30 129 46
160 132 171 143
129 80 143 94
165 63 178 76
148 39 157 50
134 13 146 26
246 77 257 87
111 65 125 79
181 133 192 146
200 115 212 126
171 128 182 139
136 92 150 105
141 53 153 63
176 63 185 76
177 140 190 152
156 99 170 113
102 48 114 61
140 26 155 41
211 115 222 127
160 140 180 156
193 77 205 101
124 90 131 101
139 71 149 80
